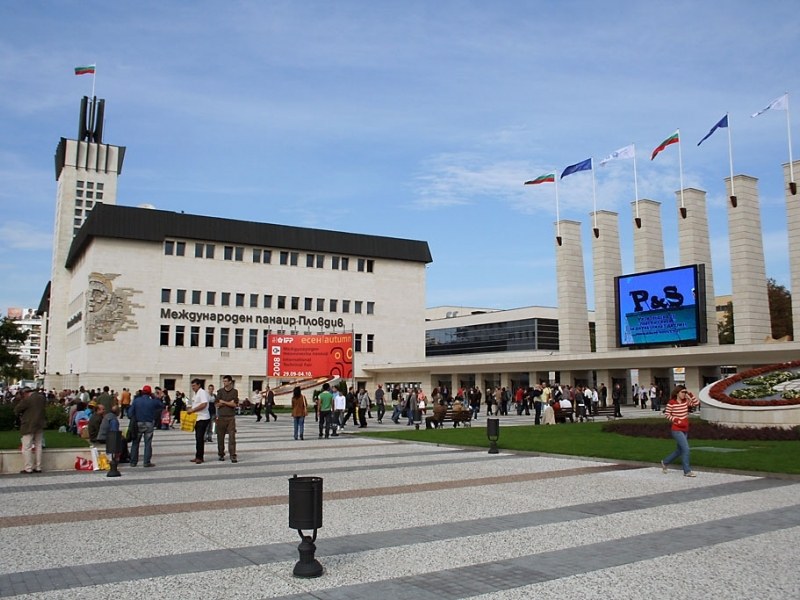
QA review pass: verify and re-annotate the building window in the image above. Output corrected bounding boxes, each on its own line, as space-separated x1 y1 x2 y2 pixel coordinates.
95 192 103 200
316 298 324 312
73 217 82 227
342 300 350 313
331 256 340 270
206 291 216 305
175 325 185 346
249 328 258 349
76 189 84 198
76 180 84 188
164 241 174 255
304 297 313 311
96 182 104 190
367 334 374 352
262 330 270 349
250 293 258 308
176 289 186 304
190 326 200 347
74 208 82 217
234 328 244 348
341 257 349 271
367 259 374 273
262 249 271 264
367 301 375 315
160 325 169 346
329 299 338 312
280 251 289 265
86 191 94 199
192 290 201 305
354 333 362 352
306 254 315 268
291 296 299 310
175 242 185 256
161 288 171 303
206 244 215 259
220 328 230 348
75 199 83 207
221 292 230 306
354 301 363 314
224 246 233 261
235 246 244 261
316 255 325 268
195 243 204 258
263 294 273 308
205 327 214 347
253 248 262 263
290 252 299 266
236 293 245 307
278 296 286 309
357 258 365 272
86 182 94 189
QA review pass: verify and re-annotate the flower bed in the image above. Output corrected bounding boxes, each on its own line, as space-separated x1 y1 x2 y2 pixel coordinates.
708 361 800 407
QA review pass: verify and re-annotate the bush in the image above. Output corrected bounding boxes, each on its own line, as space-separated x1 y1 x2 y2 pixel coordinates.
0 404 15 431
603 419 800 441
45 403 68 430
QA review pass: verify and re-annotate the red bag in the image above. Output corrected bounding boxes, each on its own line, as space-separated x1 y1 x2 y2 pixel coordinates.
74 456 94 471
161 409 170 426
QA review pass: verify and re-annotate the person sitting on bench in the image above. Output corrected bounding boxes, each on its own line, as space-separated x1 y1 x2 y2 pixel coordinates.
425 400 448 429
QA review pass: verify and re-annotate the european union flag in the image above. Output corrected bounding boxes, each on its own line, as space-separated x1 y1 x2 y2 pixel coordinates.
697 114 728 146
561 158 592 179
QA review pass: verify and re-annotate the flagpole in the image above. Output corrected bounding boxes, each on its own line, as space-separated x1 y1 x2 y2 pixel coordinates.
726 112 737 206
555 172 562 246
632 143 641 228
91 63 96 100
591 158 599 238
786 92 796 194
677 129 686 218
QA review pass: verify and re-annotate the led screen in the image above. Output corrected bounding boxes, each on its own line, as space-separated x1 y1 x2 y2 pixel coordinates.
615 264 705 347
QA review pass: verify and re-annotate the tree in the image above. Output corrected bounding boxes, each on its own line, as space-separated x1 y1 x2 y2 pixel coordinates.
767 278 793 339
718 301 734 344
0 317 30 382
717 279 793 344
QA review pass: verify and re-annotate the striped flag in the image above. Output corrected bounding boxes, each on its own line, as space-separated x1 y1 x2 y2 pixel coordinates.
651 131 679 160
74 65 96 76
524 173 555 185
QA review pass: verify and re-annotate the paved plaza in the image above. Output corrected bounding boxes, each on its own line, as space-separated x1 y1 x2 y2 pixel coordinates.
1 414 799 599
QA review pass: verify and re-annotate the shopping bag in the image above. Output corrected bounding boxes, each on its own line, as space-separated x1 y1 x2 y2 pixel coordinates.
161 409 171 426
74 456 94 471
180 412 197 432
96 453 110 471
90 446 100 471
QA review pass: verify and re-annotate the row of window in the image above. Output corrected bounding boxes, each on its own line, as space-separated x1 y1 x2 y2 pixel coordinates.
159 325 375 352
164 241 375 273
76 181 104 190
73 181 104 236
161 289 375 314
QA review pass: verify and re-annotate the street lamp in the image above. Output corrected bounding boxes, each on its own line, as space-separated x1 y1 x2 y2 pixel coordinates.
288 474 324 578
487 416 500 454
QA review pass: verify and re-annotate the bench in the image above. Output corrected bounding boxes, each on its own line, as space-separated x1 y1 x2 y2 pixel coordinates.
554 405 595 423
428 408 472 428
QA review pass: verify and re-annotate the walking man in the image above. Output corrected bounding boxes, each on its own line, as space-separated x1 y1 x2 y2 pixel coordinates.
612 383 623 418
15 387 46 474
318 383 334 438
374 384 386 423
215 375 239 463
128 385 162 468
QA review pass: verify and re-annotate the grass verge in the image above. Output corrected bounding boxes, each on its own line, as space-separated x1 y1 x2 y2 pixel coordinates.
358 418 800 475
0 430 89 451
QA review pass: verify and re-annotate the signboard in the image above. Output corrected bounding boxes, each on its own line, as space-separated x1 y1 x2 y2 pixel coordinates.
268 334 353 379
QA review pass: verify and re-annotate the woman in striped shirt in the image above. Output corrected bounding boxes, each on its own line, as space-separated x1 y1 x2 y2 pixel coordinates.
660 386 700 477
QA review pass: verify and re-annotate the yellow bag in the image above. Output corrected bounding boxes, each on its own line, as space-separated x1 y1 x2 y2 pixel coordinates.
180 412 197 432
96 452 110 471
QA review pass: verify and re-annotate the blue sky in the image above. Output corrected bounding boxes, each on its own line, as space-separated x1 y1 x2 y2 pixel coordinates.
1 1 798 314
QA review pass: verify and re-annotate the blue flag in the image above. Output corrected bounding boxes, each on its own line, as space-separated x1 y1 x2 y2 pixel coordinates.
697 114 728 146
561 158 592 179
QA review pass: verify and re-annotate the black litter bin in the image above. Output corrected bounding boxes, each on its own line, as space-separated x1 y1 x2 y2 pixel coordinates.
288 475 324 578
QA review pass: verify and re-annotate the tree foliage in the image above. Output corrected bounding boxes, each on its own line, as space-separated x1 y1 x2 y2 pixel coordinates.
0 317 29 382
717 279 793 343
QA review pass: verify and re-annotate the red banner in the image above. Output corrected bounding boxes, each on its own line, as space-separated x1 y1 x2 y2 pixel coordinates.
267 334 353 379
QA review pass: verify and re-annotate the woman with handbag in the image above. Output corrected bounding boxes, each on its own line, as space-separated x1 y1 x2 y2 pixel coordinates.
291 386 308 440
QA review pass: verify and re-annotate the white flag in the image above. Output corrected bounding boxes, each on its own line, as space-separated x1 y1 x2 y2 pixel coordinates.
752 93 788 118
599 144 635 167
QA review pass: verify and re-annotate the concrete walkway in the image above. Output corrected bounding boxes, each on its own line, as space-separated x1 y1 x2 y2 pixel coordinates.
1 413 798 599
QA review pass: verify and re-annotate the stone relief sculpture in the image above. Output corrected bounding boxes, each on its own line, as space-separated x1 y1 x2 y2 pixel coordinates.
85 272 142 344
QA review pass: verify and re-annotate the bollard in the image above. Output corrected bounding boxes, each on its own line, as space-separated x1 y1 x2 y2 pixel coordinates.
413 407 421 430
106 430 122 478
288 474 323 577
487 416 500 454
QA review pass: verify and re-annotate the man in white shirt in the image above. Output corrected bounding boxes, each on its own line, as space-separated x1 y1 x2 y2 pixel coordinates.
332 388 345 436
186 379 211 464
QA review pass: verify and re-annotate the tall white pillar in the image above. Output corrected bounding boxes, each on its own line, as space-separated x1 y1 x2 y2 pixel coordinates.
631 199 665 273
555 220 591 354
783 160 800 341
590 210 622 352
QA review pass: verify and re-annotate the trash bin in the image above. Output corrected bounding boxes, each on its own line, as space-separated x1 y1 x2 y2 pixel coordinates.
289 475 323 532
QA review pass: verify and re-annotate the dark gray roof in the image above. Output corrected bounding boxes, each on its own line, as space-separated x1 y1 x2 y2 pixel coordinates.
65 204 432 268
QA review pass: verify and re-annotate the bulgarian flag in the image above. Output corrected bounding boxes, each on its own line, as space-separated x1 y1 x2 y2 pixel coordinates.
651 130 679 160
74 64 96 76
524 173 556 185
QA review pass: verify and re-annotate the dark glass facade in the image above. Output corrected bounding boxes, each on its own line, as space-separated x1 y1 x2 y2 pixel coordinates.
425 318 560 356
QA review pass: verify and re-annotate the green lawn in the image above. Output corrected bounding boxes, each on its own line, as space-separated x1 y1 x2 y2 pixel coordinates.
359 419 800 475
0 430 89 450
